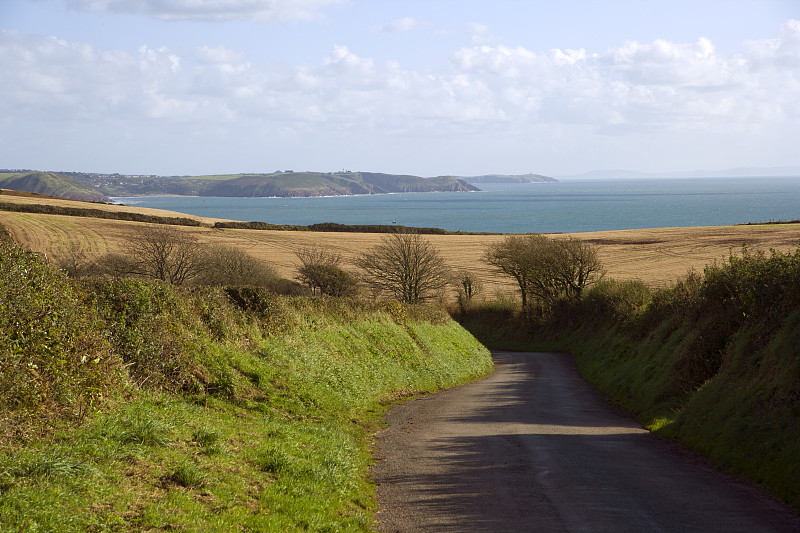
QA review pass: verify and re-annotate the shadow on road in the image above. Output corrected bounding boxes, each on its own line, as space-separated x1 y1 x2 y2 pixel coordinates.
374 351 800 533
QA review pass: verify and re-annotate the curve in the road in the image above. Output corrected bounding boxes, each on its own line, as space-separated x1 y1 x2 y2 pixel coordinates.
373 351 800 533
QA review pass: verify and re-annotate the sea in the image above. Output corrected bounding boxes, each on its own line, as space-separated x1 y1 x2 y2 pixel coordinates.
113 176 800 234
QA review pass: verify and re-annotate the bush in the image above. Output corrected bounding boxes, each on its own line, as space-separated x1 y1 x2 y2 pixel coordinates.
486 235 603 311
194 244 280 287
0 242 116 444
295 247 359 297
576 279 652 325
85 279 201 392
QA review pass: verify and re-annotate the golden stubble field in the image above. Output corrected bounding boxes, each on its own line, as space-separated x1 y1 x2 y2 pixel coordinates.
2 192 799 299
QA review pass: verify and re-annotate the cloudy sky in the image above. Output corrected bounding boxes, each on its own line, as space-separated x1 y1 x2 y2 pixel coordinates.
1 0 798 177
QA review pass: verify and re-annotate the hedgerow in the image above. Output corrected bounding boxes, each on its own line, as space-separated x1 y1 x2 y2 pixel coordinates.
454 245 800 508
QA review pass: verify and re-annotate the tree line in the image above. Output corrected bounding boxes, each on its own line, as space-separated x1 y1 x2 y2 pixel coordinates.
59 224 604 309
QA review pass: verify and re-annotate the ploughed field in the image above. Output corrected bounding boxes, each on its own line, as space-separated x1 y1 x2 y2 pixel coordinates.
1 191 799 294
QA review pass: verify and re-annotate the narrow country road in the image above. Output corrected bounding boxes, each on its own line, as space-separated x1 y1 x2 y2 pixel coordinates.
372 351 800 532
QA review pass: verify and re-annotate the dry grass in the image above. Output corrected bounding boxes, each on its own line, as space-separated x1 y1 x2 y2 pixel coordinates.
2 193 799 297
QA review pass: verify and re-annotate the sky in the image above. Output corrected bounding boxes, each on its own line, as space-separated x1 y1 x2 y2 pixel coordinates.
1 0 799 177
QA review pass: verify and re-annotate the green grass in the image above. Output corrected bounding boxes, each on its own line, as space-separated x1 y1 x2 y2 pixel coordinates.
454 247 800 509
0 242 492 530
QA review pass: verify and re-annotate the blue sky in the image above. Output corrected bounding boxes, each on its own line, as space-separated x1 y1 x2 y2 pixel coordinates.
1 0 798 176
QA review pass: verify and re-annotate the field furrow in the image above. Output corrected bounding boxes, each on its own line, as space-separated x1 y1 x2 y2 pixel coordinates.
2 202 799 294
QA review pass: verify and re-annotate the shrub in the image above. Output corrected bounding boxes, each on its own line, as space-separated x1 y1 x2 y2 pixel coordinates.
0 242 116 444
453 270 483 310
194 244 279 287
486 235 603 311
85 279 201 392
578 279 652 325
295 247 359 297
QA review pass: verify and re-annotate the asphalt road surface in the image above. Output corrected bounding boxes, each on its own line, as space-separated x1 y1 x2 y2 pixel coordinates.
372 351 800 532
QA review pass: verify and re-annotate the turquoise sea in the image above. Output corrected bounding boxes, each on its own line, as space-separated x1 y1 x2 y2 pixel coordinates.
114 177 800 234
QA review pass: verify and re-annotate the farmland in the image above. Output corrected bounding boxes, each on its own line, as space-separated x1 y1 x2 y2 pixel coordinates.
1 190 798 295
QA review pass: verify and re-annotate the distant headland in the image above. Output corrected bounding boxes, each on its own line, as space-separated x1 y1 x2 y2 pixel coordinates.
0 169 557 200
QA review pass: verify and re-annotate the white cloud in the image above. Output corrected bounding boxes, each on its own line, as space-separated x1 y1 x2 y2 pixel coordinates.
197 45 246 66
609 37 736 88
744 19 800 70
62 0 345 22
468 22 492 44
1 19 798 174
375 17 417 34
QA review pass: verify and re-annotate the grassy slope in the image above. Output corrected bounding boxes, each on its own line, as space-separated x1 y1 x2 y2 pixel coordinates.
456 250 800 509
203 172 476 197
561 314 800 509
0 246 493 531
0 172 110 203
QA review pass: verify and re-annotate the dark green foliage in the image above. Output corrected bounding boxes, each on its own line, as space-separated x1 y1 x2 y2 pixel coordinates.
84 279 202 392
456 245 800 509
213 220 308 231
0 242 116 444
738 219 800 226
308 222 454 235
297 263 359 297
295 246 359 297
213 219 485 235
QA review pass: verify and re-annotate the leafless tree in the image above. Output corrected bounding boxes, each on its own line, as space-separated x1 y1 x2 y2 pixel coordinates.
356 232 450 304
99 224 203 285
55 249 95 278
454 270 483 308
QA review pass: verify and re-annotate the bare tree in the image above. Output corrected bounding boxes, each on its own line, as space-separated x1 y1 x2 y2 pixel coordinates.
454 270 482 308
356 232 450 304
100 225 204 285
55 249 95 278
486 234 603 310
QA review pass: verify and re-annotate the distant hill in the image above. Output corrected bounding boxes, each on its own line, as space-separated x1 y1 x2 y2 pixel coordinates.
65 170 479 197
0 172 111 202
458 173 557 184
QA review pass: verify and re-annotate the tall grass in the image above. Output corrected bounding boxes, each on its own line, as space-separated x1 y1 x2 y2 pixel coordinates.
0 241 492 530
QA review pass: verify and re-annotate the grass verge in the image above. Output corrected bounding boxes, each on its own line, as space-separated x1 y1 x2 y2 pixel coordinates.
455 248 800 509
0 242 492 531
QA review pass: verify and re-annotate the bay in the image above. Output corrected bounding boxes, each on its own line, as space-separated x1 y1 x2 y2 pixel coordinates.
114 177 800 234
